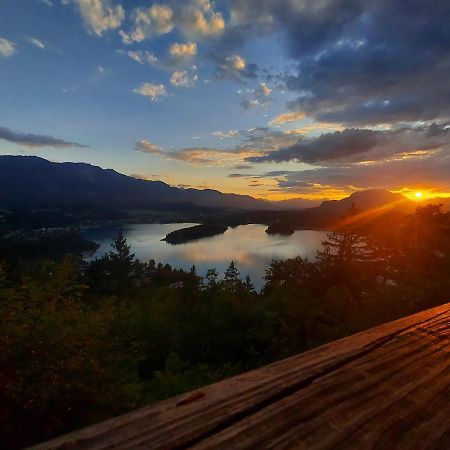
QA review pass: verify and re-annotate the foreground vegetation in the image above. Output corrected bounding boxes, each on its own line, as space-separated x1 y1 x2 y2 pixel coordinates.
1 205 450 449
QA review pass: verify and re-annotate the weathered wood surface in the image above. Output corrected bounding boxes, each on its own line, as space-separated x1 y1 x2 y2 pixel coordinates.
31 302 450 450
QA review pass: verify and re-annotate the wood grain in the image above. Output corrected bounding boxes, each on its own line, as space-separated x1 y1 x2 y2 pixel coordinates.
29 303 450 450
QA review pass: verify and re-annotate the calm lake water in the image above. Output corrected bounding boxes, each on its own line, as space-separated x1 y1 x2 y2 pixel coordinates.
84 223 328 289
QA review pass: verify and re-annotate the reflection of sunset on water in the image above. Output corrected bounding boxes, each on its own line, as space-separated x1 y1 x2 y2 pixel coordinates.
178 226 327 267
179 246 257 265
85 224 327 289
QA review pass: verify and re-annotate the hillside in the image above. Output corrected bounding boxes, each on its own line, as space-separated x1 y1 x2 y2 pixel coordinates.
317 189 414 215
2 156 443 232
272 198 322 210
0 156 274 211
266 189 415 233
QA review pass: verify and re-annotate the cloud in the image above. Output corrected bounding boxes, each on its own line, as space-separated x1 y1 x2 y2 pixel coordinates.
179 0 225 37
94 65 112 79
226 54 246 71
120 44 195 71
133 83 167 101
170 69 198 87
236 126 301 152
132 123 448 183
260 82 271 97
141 126 352 168
121 3 173 44
237 122 450 196
263 170 293 177
228 173 254 178
212 130 240 139
232 164 254 170
272 152 450 196
237 83 272 110
156 127 305 166
212 52 259 82
270 111 306 125
248 124 450 165
118 30 133 45
39 0 54 5
212 127 299 153
123 50 158 66
169 41 197 64
166 147 257 166
121 0 224 45
0 126 86 148
72 0 125 36
28 37 46 49
285 122 344 136
0 37 16 57
249 128 379 164
227 0 450 126
214 53 259 81
135 139 162 154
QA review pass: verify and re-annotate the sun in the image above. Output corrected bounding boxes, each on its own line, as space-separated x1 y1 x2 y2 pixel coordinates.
415 191 423 199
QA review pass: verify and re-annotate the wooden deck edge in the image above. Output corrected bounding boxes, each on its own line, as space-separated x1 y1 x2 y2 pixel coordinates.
29 302 450 450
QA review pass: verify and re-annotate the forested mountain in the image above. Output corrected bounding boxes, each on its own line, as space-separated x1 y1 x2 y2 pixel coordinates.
3 156 445 228
0 156 274 211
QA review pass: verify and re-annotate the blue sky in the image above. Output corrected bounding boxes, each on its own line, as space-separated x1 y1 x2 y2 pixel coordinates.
1 0 449 201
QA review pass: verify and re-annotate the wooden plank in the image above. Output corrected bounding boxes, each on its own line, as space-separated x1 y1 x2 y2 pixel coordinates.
30 303 450 450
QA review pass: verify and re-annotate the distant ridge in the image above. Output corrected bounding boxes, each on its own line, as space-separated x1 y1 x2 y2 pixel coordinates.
315 190 450 214
272 197 322 210
0 155 276 211
266 189 415 234
1 156 443 216
317 189 413 214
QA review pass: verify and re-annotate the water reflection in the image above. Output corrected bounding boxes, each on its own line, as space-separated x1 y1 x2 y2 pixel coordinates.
84 223 327 289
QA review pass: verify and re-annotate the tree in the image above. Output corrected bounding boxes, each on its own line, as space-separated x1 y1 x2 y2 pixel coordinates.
243 275 255 293
86 231 136 295
401 204 450 273
204 268 219 290
318 204 370 265
224 261 241 294
317 204 372 301
108 230 135 263
264 257 323 297
0 256 135 449
184 265 203 296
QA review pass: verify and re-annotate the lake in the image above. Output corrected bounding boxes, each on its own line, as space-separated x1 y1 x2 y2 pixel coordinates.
84 223 328 289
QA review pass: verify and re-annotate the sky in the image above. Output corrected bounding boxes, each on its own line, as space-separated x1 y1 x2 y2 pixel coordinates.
0 0 449 202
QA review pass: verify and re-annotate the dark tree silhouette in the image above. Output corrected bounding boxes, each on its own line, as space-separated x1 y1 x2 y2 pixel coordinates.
224 261 241 294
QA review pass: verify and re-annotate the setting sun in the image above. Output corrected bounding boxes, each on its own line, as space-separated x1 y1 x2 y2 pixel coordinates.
415 192 423 199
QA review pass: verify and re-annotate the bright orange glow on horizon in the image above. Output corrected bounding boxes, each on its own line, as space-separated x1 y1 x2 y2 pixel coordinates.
259 192 349 202
393 189 450 202
259 189 450 203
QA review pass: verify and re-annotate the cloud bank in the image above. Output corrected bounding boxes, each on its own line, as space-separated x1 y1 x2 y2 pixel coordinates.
0 126 87 148
229 0 450 126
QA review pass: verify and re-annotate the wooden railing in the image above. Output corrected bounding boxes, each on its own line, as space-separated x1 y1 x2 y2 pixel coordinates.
31 302 450 449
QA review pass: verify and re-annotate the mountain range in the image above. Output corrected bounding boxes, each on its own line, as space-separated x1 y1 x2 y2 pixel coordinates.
1 156 447 216
0 156 273 211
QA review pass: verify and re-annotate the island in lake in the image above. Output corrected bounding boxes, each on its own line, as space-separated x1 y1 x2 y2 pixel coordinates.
162 223 229 244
